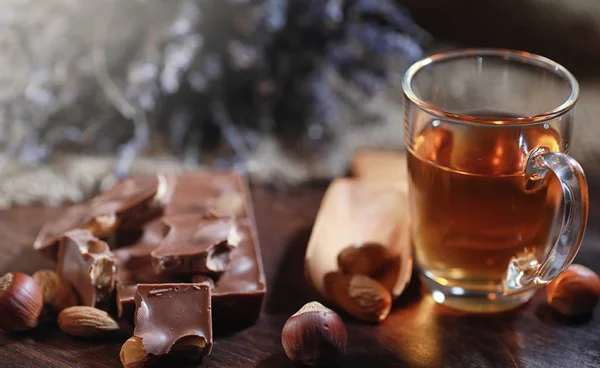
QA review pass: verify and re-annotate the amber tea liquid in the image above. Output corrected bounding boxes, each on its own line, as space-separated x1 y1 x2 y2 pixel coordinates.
408 113 564 301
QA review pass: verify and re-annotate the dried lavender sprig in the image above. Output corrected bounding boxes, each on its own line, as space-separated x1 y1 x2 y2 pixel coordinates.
353 23 423 58
0 0 429 180
93 0 152 179
211 99 251 160
352 0 431 43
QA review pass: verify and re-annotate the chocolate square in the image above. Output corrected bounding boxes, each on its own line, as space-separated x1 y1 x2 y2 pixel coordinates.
150 215 239 276
165 172 247 218
134 283 213 359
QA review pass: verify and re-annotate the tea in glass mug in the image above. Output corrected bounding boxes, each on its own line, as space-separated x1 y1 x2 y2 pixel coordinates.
402 49 588 313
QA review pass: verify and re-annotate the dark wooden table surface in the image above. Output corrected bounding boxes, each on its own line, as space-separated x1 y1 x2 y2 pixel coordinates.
1 179 600 368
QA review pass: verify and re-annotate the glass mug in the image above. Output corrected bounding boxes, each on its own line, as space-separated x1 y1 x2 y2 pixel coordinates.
402 49 589 313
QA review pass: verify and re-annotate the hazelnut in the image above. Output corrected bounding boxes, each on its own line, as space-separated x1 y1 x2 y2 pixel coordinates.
281 301 347 366
546 264 600 316
0 272 44 332
32 270 79 313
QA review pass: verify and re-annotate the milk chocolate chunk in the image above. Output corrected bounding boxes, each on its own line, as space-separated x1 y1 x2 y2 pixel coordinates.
115 172 266 329
134 283 212 360
89 174 174 233
57 229 116 310
165 172 247 218
33 204 90 260
114 221 176 318
211 220 266 330
115 220 265 329
192 275 215 289
151 215 240 275
33 175 173 260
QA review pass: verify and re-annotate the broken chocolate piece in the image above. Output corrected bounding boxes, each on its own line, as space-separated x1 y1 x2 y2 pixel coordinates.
165 172 247 218
33 204 90 260
114 172 266 329
114 221 176 318
211 219 266 330
90 174 174 232
191 275 215 289
134 283 212 359
57 229 116 310
33 175 174 260
151 215 239 275
115 221 265 329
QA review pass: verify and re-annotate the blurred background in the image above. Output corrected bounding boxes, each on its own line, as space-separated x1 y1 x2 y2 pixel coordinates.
0 0 598 208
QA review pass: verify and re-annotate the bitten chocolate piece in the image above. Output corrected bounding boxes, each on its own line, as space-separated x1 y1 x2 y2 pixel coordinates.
34 174 173 260
57 229 116 310
134 283 213 360
151 215 239 275
165 172 247 218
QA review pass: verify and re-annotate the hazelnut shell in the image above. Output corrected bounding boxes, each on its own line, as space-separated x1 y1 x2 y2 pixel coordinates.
546 264 600 316
281 301 347 366
0 272 44 332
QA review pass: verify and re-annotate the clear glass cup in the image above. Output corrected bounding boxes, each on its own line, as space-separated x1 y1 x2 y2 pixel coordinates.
402 49 589 313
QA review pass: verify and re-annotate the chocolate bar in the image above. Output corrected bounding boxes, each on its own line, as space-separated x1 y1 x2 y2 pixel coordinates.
133 283 212 360
115 219 265 327
151 215 239 275
57 229 116 310
115 173 266 328
191 274 215 288
34 175 172 260
165 172 247 218
210 219 266 330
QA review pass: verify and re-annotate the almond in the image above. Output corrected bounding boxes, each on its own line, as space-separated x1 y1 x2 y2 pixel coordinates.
324 272 392 323
32 270 79 313
58 306 119 337
337 243 402 294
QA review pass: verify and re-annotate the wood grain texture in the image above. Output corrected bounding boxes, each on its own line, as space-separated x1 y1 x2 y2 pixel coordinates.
350 150 408 190
0 181 600 368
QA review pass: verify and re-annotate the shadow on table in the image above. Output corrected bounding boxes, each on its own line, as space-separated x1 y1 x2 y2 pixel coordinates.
433 305 524 367
0 245 54 275
534 302 595 327
264 226 322 315
257 351 412 368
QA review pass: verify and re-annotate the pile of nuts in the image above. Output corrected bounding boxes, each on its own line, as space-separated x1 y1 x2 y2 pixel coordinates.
282 263 600 366
0 270 119 337
0 262 599 367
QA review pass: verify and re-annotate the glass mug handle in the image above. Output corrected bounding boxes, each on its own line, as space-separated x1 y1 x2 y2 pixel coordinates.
503 146 589 295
